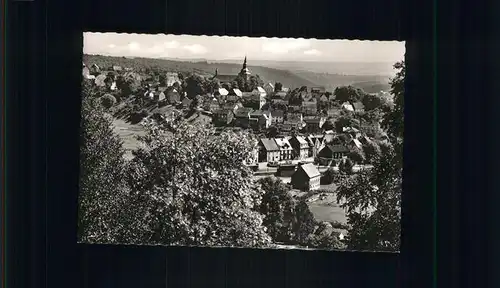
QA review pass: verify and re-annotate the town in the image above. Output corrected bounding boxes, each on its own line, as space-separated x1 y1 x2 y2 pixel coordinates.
83 56 391 192
79 35 403 252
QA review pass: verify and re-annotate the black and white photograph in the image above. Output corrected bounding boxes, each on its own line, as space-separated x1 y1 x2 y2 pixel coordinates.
79 32 405 252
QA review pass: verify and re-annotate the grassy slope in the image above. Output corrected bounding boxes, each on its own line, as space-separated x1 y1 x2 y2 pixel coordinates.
84 54 390 92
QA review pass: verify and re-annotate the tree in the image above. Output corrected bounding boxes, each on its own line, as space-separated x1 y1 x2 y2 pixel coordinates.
306 222 344 250
334 60 404 252
248 75 265 91
334 86 366 103
292 201 317 245
362 93 385 111
258 177 296 243
321 168 337 185
101 94 116 109
266 126 279 138
336 142 401 251
274 82 283 92
184 74 207 97
78 80 129 244
347 149 365 164
362 140 382 164
338 158 354 175
126 119 272 247
322 118 335 131
381 61 405 142
334 114 354 133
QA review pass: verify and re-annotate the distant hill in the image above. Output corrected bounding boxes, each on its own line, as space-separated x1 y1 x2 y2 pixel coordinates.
83 54 392 92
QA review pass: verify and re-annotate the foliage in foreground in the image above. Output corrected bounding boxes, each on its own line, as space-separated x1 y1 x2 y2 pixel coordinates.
78 80 130 243
335 61 404 252
126 117 272 247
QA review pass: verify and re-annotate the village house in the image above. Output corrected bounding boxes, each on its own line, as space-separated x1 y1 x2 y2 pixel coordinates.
348 138 363 151
270 95 288 105
343 126 362 139
165 72 181 87
233 107 254 128
275 138 294 161
226 88 243 102
311 86 326 96
213 87 229 97
213 109 235 126
204 97 221 112
317 145 350 165
302 116 326 134
275 91 288 99
291 163 321 191
153 90 166 102
263 83 275 94
341 102 355 112
271 110 285 124
89 64 100 74
302 100 318 115
223 101 243 112
289 135 310 160
319 94 329 103
249 110 272 129
286 112 304 123
352 101 365 113
307 135 326 158
327 108 342 118
258 138 281 163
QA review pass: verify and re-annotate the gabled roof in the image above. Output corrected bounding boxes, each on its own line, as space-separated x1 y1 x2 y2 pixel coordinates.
215 88 229 96
327 145 350 153
234 108 254 117
264 83 274 89
342 102 355 111
350 139 363 149
297 163 321 179
260 138 280 151
275 138 292 149
255 86 266 94
231 88 243 96
295 136 308 145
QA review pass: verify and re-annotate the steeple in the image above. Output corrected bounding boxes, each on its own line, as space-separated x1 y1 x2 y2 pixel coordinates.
239 56 251 79
243 56 247 69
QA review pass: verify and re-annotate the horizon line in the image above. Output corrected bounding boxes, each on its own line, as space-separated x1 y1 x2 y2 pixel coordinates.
83 53 400 64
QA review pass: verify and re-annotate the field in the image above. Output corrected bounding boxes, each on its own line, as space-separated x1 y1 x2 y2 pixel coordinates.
112 118 146 160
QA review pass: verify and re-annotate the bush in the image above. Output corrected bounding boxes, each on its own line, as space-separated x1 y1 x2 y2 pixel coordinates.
321 168 337 185
129 109 149 124
101 94 116 109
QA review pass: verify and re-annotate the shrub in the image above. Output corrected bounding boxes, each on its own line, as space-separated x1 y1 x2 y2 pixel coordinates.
101 94 116 109
321 168 337 185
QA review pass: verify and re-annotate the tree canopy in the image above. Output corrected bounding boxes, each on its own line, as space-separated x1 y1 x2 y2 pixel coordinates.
125 118 272 247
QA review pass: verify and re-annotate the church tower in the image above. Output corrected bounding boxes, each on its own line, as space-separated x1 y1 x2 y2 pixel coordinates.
239 56 251 81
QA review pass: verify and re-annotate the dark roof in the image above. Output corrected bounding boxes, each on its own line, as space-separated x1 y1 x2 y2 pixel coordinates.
297 163 321 178
260 138 280 151
311 87 326 93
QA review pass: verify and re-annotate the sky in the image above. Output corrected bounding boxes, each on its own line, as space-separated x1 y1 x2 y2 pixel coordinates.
83 32 405 63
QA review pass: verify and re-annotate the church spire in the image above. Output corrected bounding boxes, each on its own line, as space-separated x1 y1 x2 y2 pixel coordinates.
243 56 247 69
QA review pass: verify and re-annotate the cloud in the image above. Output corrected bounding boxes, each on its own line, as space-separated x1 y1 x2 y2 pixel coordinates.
163 41 180 49
128 42 140 51
107 44 116 49
261 39 311 54
147 45 167 56
303 49 322 56
183 44 208 55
